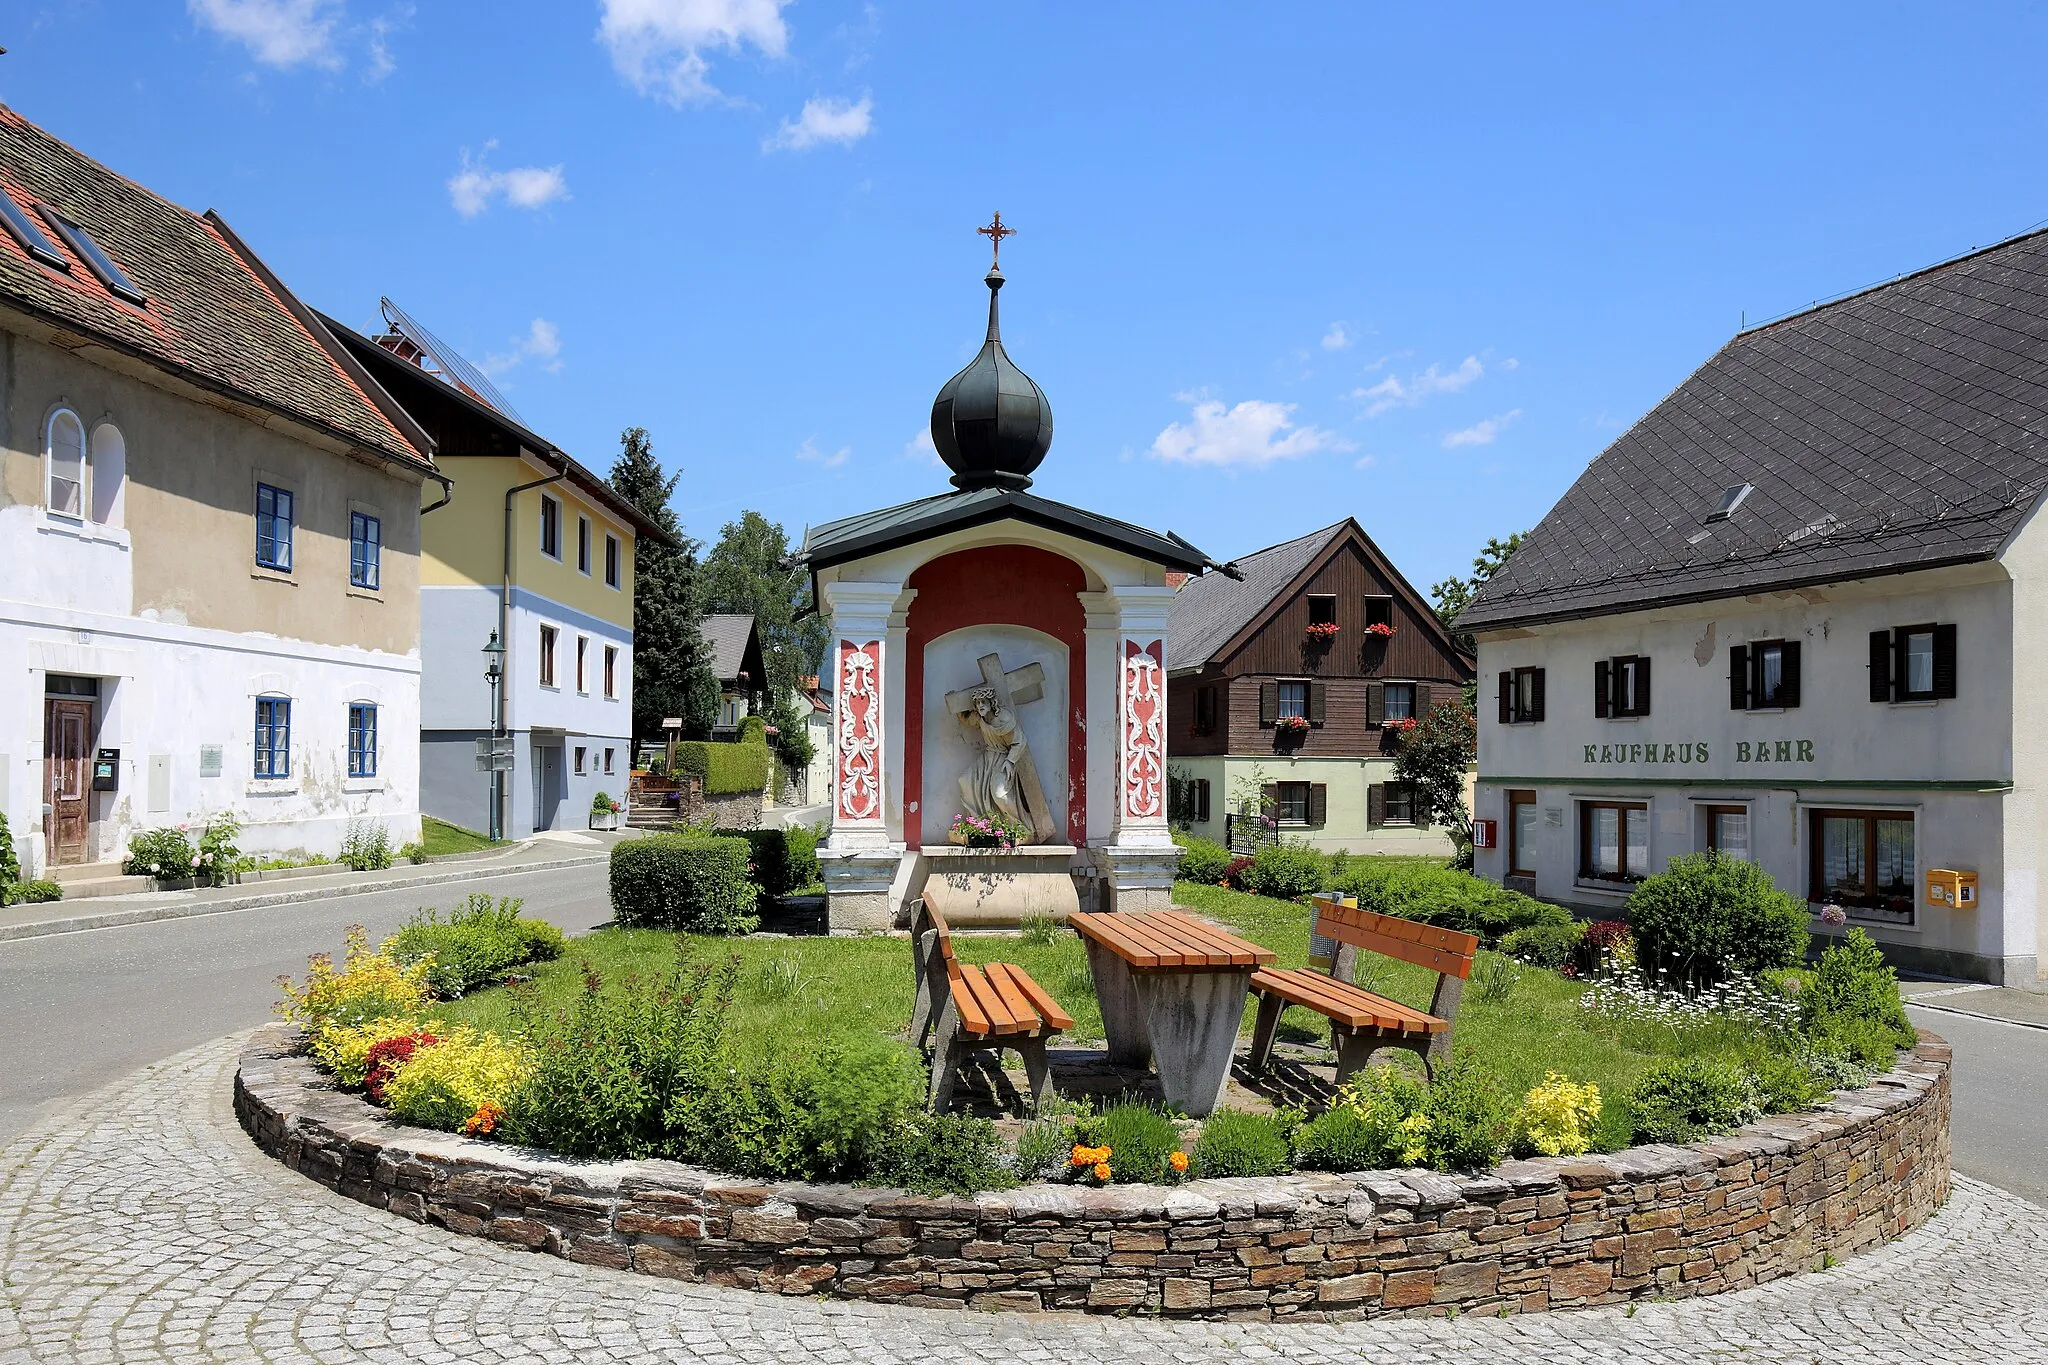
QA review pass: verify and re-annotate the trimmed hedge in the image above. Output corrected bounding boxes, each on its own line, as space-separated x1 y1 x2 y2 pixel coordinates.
674 739 772 796
1331 859 1570 945
1173 835 1233 886
610 834 760 934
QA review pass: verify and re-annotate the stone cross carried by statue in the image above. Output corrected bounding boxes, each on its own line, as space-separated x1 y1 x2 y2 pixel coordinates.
945 651 1059 845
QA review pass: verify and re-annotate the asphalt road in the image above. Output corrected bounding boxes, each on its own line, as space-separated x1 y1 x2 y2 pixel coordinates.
1905 1002 2048 1207
0 862 615 1141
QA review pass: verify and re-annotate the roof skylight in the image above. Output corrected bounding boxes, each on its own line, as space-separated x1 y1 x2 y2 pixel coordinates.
1704 482 1754 522
0 194 69 271
40 209 145 306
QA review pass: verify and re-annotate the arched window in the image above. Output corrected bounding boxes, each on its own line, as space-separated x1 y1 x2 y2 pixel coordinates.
45 408 86 517
88 421 125 527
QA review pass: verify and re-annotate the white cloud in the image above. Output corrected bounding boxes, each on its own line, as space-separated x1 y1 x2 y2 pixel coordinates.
1321 322 1352 352
905 426 941 466
797 437 851 469
598 0 791 105
1149 396 1353 469
1351 355 1484 416
481 319 564 378
1353 454 1377 470
188 0 341 68
1442 409 1522 449
764 94 874 151
448 147 569 217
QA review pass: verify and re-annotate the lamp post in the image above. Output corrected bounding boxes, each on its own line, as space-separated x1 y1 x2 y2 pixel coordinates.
482 630 506 843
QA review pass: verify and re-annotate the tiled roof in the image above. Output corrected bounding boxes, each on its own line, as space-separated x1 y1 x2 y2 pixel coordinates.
0 104 427 471
702 614 758 683
1461 226 2048 631
1167 522 1345 668
801 487 1210 574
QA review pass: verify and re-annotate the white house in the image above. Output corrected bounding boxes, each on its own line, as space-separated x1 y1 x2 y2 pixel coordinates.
1462 227 2048 990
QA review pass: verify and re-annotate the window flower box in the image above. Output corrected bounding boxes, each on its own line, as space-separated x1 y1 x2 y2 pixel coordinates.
1304 621 1340 641
1274 715 1311 736
1365 622 1397 639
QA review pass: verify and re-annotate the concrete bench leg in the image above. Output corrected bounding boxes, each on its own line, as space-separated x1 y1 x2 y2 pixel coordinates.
1246 990 1286 1075
1016 1035 1053 1114
1332 1029 1385 1087
927 1000 962 1113
1086 939 1153 1069
1133 967 1253 1118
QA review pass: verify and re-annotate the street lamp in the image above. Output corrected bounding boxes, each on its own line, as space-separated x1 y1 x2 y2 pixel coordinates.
482 630 506 842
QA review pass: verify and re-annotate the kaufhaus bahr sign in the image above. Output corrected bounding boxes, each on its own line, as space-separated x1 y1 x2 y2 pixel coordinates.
1579 739 1816 766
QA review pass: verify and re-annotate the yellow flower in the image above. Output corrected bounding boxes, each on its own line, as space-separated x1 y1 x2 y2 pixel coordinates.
1514 1072 1602 1157
1169 1150 1189 1172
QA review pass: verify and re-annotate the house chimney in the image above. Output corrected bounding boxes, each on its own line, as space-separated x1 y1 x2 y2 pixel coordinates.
1165 571 1191 590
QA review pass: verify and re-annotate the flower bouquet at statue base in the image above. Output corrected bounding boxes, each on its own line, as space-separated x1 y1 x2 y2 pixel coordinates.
948 812 1030 849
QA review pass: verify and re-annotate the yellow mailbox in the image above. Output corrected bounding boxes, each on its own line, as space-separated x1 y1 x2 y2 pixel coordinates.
1925 869 1978 908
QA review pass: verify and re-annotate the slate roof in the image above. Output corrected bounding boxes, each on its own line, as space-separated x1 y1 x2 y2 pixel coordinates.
1168 522 1345 668
702 614 760 684
1461 226 2048 632
0 105 428 471
801 487 1210 574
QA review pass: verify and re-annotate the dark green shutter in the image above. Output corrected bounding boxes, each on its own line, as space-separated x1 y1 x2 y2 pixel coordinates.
1634 656 1650 716
1594 660 1611 718
1413 786 1432 829
1309 683 1327 726
1196 780 1211 824
1308 784 1328 825
1933 623 1958 700
1730 645 1750 710
1498 671 1513 724
1261 783 1279 821
1414 683 1432 716
1259 681 1277 727
1780 641 1802 708
1367 682 1385 726
1367 783 1385 828
1869 630 1893 703
1529 668 1546 722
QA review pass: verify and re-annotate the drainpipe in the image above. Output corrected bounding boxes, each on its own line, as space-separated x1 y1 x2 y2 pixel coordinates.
498 463 568 838
421 472 453 516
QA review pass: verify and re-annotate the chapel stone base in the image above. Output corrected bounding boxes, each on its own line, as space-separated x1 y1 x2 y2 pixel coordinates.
920 846 1081 927
820 846 906 935
1092 845 1182 915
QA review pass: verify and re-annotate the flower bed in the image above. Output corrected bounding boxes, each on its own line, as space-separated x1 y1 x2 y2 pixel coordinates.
235 1024 1949 1319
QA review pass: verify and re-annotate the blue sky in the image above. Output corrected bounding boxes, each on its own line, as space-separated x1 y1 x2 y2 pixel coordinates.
7 3 2048 590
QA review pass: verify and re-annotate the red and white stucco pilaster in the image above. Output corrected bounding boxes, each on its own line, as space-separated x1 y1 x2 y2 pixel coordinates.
823 582 905 851
1107 585 1177 849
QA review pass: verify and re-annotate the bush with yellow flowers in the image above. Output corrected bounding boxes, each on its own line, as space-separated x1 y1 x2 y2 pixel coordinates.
314 1013 444 1089
1512 1071 1603 1157
381 1026 530 1134
275 924 433 1060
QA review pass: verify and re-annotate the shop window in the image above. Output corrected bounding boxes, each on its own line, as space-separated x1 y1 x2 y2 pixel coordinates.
347 703 378 779
1579 800 1649 884
1595 655 1651 717
1704 804 1750 861
1508 789 1538 876
1869 624 1956 703
1730 640 1800 710
1810 809 1915 924
1499 666 1545 723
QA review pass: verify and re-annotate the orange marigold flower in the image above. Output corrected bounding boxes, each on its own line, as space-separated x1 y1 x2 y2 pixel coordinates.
1070 1145 1091 1167
1092 1162 1111 1182
1169 1150 1189 1172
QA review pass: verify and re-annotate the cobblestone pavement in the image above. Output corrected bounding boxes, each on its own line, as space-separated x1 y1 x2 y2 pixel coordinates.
3 1036 2043 1364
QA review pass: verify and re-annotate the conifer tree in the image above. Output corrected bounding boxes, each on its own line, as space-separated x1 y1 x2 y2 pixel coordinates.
607 428 719 741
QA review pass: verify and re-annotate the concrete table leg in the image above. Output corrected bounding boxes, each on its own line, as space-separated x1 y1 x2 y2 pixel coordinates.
1086 939 1153 1069
1134 968 1252 1117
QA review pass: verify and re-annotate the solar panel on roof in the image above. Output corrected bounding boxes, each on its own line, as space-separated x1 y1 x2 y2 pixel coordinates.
41 209 145 306
377 296 526 425
0 193 68 270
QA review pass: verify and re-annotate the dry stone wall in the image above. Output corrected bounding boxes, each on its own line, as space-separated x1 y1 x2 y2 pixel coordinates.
235 1024 1951 1320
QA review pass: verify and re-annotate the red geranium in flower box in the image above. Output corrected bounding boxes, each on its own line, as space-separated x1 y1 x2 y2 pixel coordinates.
1365 622 1397 639
1304 621 1340 641
1275 715 1311 735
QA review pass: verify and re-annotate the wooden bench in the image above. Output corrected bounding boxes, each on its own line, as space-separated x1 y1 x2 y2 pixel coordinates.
1246 896 1478 1085
909 899 1074 1114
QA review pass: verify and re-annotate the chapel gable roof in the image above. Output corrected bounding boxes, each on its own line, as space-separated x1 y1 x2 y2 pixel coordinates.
0 104 430 472
800 487 1210 575
1461 225 2048 632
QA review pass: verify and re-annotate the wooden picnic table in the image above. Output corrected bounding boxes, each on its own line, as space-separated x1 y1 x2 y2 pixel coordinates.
1067 909 1277 1117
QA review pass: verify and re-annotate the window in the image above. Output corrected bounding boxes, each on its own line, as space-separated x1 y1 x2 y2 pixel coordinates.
1364 596 1394 630
604 645 619 699
1383 682 1416 723
1810 809 1915 923
253 697 291 779
576 636 589 693
1579 801 1649 884
256 483 294 571
604 747 616 775
1383 784 1415 825
350 512 381 590
88 422 124 526
1595 655 1651 717
45 408 85 517
1508 789 1538 876
574 746 587 776
1705 805 1750 862
578 517 592 574
1192 685 1218 735
540 494 561 559
0 194 69 269
42 210 146 305
347 703 378 779
1705 482 1754 522
1307 594 1337 626
1278 680 1308 720
1730 640 1799 709
1499 666 1545 723
1870 625 1956 703
604 534 621 589
539 625 557 687
1276 781 1311 824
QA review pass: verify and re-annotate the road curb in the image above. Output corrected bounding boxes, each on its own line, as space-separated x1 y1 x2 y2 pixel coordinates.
1906 998 2048 1033
0 854 608 944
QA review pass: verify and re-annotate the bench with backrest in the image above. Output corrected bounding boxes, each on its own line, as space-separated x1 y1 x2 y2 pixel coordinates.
909 899 1075 1114
1246 895 1478 1085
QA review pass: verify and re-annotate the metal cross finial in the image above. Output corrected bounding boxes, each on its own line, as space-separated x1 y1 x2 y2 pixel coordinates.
977 211 1015 269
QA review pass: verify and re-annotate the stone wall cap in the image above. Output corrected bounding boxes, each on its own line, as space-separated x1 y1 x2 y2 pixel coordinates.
1353 1172 1421 1207
1396 1171 1464 1210
1491 1160 1566 1193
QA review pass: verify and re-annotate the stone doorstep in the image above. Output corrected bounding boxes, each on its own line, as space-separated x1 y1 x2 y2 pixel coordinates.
233 1022 1951 1321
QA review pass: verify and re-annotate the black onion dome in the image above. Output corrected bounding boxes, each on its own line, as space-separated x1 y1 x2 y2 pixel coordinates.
929 268 1053 490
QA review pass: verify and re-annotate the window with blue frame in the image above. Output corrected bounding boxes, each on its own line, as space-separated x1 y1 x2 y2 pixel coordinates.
348 703 378 778
350 512 381 590
254 696 291 778
256 483 294 571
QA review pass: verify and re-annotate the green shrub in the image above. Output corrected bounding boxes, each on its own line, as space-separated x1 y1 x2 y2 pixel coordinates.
1500 920 1587 971
1331 859 1567 945
0 811 18 885
1192 1108 1293 1178
1079 1101 1181 1184
340 818 394 872
1742 1050 1825 1115
702 1039 923 1182
1015 1115 1075 1182
1420 1059 1517 1170
1301 1059 1513 1171
673 740 772 795
1801 928 1916 1050
609 834 760 934
1173 834 1234 886
3 879 61 905
738 714 768 746
1626 1056 1762 1143
1625 852 1808 983
124 826 194 880
399 841 429 865
388 894 565 998
1238 841 1326 900
716 827 794 898
783 822 820 888
876 1112 1014 1194
1290 1103 1382 1172
1792 1034 1876 1090
1808 1013 1903 1071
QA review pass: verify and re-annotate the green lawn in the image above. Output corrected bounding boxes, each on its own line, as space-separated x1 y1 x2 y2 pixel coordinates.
437 878 1764 1107
420 817 506 857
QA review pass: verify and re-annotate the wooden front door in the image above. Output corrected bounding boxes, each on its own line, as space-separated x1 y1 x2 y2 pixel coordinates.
44 698 93 866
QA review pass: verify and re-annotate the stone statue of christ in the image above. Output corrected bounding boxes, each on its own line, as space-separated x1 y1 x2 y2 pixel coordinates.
947 652 1059 845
